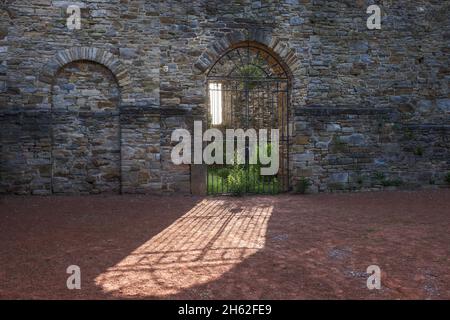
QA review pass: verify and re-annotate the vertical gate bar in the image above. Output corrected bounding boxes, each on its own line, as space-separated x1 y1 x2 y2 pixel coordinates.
276 81 280 191
260 83 264 193
281 84 285 191
273 167 275 194
246 79 249 193
207 81 210 195
286 83 290 192
281 87 286 189
255 83 258 193
247 41 250 194
264 174 266 194
269 81 273 194
231 83 233 128
271 82 275 128
225 167 228 193
215 168 217 195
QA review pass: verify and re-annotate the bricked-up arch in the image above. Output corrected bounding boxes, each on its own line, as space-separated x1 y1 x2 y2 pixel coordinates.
51 61 121 194
40 47 132 99
40 48 133 194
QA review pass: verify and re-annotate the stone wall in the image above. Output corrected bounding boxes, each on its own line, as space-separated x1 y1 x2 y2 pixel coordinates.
0 0 449 195
294 107 450 192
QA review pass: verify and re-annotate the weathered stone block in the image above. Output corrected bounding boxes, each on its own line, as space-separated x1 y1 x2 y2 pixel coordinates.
296 135 309 145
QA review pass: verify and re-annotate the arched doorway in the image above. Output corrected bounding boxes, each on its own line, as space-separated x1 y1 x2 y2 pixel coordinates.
206 42 291 194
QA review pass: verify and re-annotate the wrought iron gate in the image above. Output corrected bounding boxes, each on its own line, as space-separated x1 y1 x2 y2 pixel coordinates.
206 43 290 195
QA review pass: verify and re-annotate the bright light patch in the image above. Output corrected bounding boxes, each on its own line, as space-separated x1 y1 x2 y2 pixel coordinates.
95 199 273 297
209 82 222 125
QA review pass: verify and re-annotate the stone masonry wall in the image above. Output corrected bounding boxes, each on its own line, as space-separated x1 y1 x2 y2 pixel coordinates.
0 0 449 195
294 107 449 192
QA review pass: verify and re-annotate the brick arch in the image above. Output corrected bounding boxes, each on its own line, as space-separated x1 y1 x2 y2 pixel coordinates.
39 47 132 98
193 30 301 82
0 7 12 38
0 6 14 20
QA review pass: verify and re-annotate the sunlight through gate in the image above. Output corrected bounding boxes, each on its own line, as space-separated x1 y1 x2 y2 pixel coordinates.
206 43 290 195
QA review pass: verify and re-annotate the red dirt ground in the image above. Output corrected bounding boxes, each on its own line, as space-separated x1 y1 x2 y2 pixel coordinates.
0 190 449 299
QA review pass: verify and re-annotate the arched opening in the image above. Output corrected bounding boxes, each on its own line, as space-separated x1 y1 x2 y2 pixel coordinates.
51 60 121 194
206 41 291 194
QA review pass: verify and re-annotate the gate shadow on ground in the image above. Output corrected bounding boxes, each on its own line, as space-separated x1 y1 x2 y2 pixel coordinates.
93 195 351 299
93 192 450 300
1 191 449 299
94 197 275 299
95 196 380 299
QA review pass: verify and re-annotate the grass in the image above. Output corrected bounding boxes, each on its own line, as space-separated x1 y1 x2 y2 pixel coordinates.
295 177 311 194
444 172 450 185
373 171 403 187
207 166 280 195
413 146 424 156
331 135 348 153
